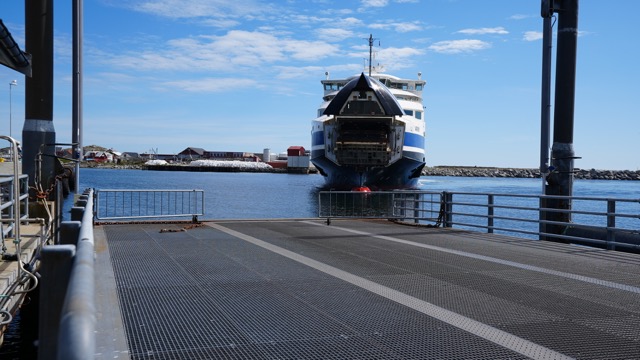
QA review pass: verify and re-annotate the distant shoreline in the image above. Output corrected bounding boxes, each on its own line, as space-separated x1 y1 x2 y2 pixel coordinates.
421 166 640 180
79 163 640 180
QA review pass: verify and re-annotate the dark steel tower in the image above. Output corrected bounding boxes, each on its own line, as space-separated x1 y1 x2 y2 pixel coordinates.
23 0 56 195
542 0 580 237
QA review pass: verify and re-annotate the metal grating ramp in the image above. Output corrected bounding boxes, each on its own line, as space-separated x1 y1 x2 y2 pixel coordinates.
103 220 640 359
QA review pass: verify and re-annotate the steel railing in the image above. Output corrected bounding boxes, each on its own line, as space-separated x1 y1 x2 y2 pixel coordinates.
0 174 29 247
0 136 30 257
57 188 95 359
40 189 96 360
318 190 443 222
95 189 205 221
318 190 640 251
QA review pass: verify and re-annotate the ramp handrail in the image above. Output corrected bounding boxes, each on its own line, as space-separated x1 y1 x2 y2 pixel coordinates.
39 189 95 360
95 189 204 221
57 188 95 359
318 190 640 251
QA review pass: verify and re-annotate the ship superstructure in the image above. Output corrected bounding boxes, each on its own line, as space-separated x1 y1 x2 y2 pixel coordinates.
311 70 426 190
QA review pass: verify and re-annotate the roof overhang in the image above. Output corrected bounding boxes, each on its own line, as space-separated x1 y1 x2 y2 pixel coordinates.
323 73 403 116
0 20 32 77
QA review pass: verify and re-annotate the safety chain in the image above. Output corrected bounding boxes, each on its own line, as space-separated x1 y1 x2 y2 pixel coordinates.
30 167 73 200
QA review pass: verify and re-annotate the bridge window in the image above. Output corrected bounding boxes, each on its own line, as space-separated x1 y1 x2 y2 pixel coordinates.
324 83 344 91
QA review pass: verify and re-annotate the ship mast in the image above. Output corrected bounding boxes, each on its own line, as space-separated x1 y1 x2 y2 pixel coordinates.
367 34 379 76
368 34 373 76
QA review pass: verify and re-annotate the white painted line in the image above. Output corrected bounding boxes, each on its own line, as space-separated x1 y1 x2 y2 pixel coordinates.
303 221 640 295
209 222 573 360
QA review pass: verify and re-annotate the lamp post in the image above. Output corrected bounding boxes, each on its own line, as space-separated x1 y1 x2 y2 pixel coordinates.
9 80 17 138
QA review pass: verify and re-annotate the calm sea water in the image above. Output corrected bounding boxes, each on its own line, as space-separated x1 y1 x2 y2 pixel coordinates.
67 168 640 220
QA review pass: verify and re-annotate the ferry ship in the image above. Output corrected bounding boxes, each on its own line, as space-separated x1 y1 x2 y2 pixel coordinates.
311 59 426 190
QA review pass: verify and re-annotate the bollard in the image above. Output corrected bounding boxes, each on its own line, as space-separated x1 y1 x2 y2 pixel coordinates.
38 245 76 360
60 221 81 246
70 206 85 221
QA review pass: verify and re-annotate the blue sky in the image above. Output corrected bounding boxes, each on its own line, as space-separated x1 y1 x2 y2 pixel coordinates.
1 0 638 170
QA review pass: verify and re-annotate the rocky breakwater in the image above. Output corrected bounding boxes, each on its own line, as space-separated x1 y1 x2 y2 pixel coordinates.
574 169 640 180
422 166 640 180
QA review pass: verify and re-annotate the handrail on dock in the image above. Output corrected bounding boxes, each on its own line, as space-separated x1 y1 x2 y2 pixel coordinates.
39 188 95 360
95 188 205 221
318 190 640 252
0 136 30 259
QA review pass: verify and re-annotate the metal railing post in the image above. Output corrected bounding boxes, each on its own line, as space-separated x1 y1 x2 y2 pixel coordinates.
443 192 453 228
488 194 494 233
414 193 420 224
606 200 616 250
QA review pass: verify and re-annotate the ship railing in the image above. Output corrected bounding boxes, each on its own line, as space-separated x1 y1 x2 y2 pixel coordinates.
95 189 205 221
318 190 640 251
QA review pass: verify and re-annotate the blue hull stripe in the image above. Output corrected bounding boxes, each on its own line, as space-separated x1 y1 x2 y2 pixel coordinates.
404 132 424 149
314 130 423 149
312 131 324 146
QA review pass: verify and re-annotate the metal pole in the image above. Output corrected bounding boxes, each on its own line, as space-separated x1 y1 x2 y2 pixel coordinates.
9 80 17 138
539 2 554 239
72 0 83 193
545 0 579 237
368 34 373 76
540 16 553 190
24 0 56 196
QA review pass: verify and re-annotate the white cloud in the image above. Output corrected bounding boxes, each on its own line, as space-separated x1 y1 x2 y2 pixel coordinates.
339 17 365 27
346 45 424 71
105 30 339 73
286 15 363 29
457 27 508 35
394 22 422 33
199 18 241 28
361 0 389 7
523 31 543 41
130 0 268 19
272 65 325 80
318 8 354 16
509 14 535 20
428 39 491 54
281 38 339 61
163 78 257 92
369 21 422 33
316 28 353 42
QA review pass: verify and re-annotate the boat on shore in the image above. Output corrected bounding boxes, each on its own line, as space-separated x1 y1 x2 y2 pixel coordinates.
310 41 426 190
